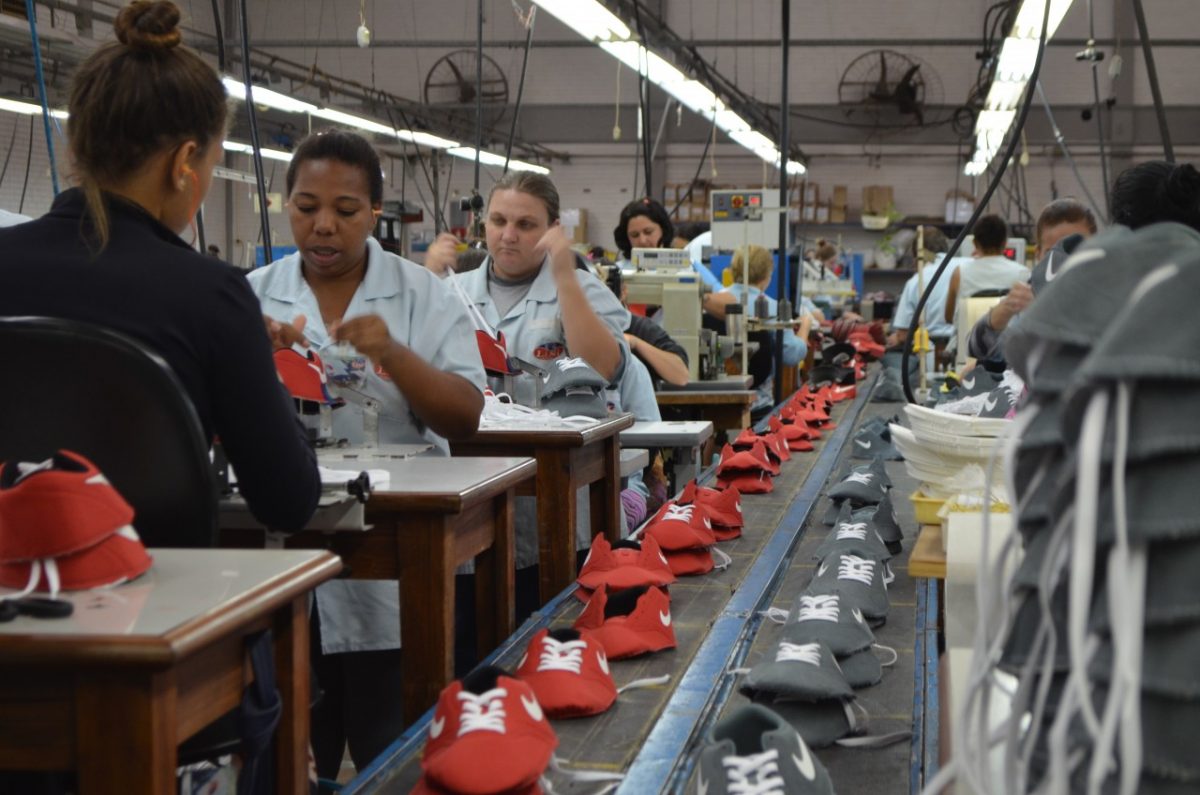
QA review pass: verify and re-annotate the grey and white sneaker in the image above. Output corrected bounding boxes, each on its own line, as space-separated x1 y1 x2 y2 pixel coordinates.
813 516 892 563
781 592 875 657
836 456 892 489
695 704 836 795
808 552 890 626
851 492 904 555
850 428 902 461
741 640 854 703
827 469 887 506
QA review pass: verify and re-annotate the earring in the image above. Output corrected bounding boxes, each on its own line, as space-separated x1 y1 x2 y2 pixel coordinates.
179 180 187 190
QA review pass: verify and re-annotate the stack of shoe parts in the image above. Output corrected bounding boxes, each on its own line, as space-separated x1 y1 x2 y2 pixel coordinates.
716 441 777 494
639 501 722 576
539 357 610 419
678 480 745 541
958 223 1200 794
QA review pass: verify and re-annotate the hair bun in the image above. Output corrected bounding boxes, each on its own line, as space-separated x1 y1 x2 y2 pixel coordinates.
115 0 183 51
1166 163 1200 207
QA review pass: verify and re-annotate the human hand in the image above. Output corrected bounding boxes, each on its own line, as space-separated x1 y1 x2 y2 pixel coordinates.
264 314 308 349
1000 281 1034 315
424 232 461 276
536 225 577 281
330 314 399 365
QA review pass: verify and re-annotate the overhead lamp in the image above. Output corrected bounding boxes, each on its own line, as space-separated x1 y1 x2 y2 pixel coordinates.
964 0 1075 174
223 140 293 162
0 96 67 120
221 77 318 114
446 147 550 175
532 0 805 175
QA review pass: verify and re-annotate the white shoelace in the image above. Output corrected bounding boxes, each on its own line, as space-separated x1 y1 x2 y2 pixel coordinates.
723 749 786 795
835 522 869 541
844 471 874 486
536 637 587 674
775 641 822 665
661 504 695 523
479 390 597 429
796 594 840 623
712 546 733 571
457 687 509 736
838 555 876 586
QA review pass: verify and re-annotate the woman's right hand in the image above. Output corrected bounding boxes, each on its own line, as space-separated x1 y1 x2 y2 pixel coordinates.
264 314 308 349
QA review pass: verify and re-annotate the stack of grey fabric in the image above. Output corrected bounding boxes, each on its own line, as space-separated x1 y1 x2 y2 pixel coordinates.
822 458 905 555
961 222 1200 794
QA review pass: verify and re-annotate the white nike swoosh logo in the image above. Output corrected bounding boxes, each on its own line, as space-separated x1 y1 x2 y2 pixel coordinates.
521 693 544 722
1043 250 1061 282
597 651 610 674
962 375 975 390
793 734 817 781
852 608 865 624
855 440 871 449
817 562 829 577
660 610 672 627
983 395 999 412
698 773 708 795
518 653 527 669
429 713 445 739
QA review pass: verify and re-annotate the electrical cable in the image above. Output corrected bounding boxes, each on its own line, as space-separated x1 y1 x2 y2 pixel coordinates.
632 0 653 196
237 0 273 263
1131 0 1174 163
773 0 791 408
1034 81 1105 220
900 0 1052 404
24 0 60 196
473 0 482 193
502 5 536 175
1085 0 1112 219
209 0 226 71
668 112 717 218
383 104 450 231
17 115 33 214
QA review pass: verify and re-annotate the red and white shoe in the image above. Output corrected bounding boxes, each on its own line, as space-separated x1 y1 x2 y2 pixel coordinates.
830 383 857 402
716 471 774 494
574 584 676 659
0 450 151 592
516 628 617 719
575 534 675 596
641 501 716 551
679 481 743 533
421 666 557 795
663 547 716 576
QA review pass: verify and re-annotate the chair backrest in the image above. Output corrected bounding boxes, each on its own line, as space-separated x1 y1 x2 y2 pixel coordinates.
0 316 217 547
954 292 1008 370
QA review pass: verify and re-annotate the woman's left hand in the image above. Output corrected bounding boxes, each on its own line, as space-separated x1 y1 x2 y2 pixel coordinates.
330 314 399 364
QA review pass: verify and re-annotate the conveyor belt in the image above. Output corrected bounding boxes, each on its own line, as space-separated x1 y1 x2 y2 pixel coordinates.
343 377 881 794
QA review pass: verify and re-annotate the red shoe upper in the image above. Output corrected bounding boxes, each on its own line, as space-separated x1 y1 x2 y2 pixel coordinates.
574 584 677 659
516 628 617 719
575 535 675 595
641 502 716 551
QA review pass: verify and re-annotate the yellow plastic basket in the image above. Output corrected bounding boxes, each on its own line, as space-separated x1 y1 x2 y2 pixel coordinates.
910 490 946 526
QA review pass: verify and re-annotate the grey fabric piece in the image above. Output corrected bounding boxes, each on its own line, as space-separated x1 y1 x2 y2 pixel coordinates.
858 415 897 442
696 704 836 795
1018 398 1064 451
821 499 846 526
1074 687 1200 785
1024 342 1089 399
850 428 901 461
1007 222 1200 378
1091 537 1200 631
1014 448 1073 525
1011 520 1062 590
836 647 883 689
807 552 890 625
1057 381 1200 463
853 492 904 547
1028 234 1087 297
998 583 1070 675
837 457 892 490
781 591 875 657
1091 618 1200 700
1092 455 1200 545
826 470 887 505
1013 443 1064 507
764 697 856 750
541 391 609 419
740 641 855 703
542 357 609 395
872 368 905 402
813 517 892 563
977 381 1020 418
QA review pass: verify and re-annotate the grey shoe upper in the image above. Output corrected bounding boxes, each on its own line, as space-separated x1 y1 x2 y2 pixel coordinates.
696 703 836 795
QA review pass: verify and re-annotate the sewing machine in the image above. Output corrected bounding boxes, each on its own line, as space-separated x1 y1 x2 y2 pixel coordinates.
625 247 703 380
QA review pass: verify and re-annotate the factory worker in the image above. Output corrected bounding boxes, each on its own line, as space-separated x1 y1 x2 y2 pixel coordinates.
0 0 321 532
247 129 484 779
616 196 722 289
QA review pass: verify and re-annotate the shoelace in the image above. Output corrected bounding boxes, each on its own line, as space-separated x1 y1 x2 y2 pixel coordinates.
835 522 869 541
838 554 876 586
723 749 786 795
712 546 733 571
536 637 587 674
843 471 874 486
661 504 694 523
796 594 840 623
480 390 597 429
457 687 509 736
775 641 821 665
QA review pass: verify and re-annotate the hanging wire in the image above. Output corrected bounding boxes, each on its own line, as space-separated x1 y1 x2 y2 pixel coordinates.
24 0 60 196
237 0 274 263
1035 81 1106 221
1084 0 1112 219
1130 0 1174 163
502 3 536 175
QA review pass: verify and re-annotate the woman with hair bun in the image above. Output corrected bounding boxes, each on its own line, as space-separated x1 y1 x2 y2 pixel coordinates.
0 0 321 531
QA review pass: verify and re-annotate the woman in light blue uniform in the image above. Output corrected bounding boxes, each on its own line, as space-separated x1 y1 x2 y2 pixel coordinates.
247 130 484 780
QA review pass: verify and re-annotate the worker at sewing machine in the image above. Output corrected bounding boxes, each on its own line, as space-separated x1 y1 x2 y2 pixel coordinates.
616 197 722 290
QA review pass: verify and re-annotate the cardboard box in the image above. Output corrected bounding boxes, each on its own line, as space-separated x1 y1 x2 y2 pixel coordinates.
802 204 817 223
832 185 848 207
830 204 847 224
803 183 820 204
815 202 830 224
561 208 588 244
862 185 894 216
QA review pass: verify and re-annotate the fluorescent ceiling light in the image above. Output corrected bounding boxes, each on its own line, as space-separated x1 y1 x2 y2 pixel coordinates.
223 140 293 162
963 0 1075 174
221 77 317 114
532 0 805 175
400 130 460 149
446 146 550 175
0 96 67 119
310 107 397 137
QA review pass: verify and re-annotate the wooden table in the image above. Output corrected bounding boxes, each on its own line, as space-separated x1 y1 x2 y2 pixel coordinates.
909 523 947 579
222 456 535 721
654 389 756 448
0 548 340 795
620 420 714 490
452 414 635 603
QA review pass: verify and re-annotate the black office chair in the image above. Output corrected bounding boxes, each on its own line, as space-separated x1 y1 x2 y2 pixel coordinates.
0 316 217 548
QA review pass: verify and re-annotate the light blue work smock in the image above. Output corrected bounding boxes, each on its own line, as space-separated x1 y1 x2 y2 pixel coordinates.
454 256 633 566
249 237 485 653
891 254 967 339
